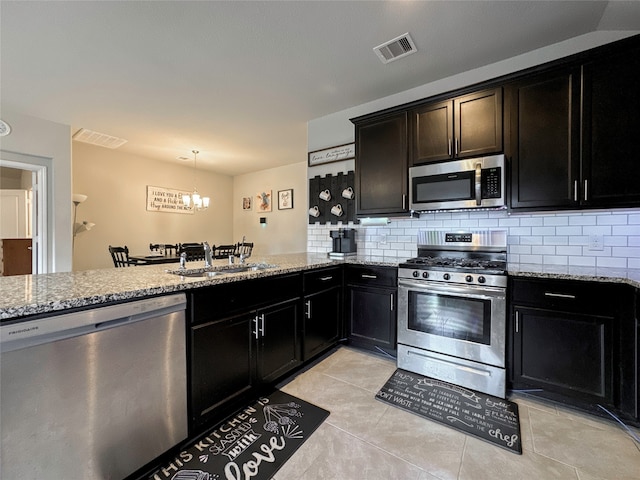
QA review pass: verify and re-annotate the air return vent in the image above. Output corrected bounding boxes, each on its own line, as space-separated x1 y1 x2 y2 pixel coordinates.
373 33 417 64
72 128 128 149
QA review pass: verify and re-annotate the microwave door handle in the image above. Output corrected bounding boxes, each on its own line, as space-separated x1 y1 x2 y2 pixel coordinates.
475 162 482 205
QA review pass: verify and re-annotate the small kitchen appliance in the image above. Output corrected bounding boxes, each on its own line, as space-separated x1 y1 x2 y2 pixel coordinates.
397 229 508 398
329 228 357 258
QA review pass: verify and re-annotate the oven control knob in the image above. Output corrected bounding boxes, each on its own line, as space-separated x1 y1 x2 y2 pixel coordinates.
412 271 419 278
443 273 450 280
422 271 429 279
465 275 473 282
478 276 486 284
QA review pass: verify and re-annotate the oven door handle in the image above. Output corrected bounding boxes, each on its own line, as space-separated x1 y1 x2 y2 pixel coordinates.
398 279 505 299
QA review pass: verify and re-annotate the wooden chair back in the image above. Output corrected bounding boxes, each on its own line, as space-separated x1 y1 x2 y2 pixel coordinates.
214 244 236 259
179 243 205 261
235 242 254 257
149 243 179 255
109 245 134 268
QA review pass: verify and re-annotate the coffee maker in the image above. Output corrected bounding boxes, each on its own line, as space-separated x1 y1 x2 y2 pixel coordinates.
329 228 357 258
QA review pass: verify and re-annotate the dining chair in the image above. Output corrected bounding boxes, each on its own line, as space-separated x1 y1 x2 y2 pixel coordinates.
108 245 140 267
178 243 206 261
149 243 179 255
235 242 254 257
214 244 236 259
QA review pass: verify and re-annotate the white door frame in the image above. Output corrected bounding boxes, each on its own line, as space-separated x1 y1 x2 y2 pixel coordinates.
0 159 47 274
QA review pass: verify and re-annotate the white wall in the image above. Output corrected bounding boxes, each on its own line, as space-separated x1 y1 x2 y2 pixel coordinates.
306 31 640 267
73 142 233 270
233 161 308 256
0 110 72 272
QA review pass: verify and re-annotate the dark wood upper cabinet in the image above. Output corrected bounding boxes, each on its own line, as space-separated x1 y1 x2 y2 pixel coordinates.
354 111 408 216
409 100 453 164
410 87 502 166
507 67 581 209
581 43 640 207
455 88 503 159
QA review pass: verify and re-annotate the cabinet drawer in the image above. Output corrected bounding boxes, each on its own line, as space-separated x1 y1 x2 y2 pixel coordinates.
346 265 397 287
303 266 342 292
191 273 301 324
510 277 623 315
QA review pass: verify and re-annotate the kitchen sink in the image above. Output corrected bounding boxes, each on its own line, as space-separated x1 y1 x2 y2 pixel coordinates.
166 263 278 277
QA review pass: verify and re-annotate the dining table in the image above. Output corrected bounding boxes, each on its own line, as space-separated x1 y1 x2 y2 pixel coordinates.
128 253 182 265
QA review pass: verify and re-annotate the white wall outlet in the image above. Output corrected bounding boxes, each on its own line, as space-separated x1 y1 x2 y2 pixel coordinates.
588 234 604 251
379 233 388 245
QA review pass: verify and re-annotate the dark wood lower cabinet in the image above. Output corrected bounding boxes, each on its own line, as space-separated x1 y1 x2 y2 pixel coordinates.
346 265 397 356
256 298 301 384
302 267 343 360
509 277 637 424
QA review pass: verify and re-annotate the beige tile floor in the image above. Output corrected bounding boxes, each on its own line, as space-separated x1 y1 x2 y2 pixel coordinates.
275 346 640 480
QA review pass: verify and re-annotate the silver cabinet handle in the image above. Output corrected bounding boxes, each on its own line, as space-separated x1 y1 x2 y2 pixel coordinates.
402 194 406 210
305 300 312 319
544 292 576 299
319 276 333 281
574 180 578 202
361 274 377 279
515 311 519 333
253 316 259 339
259 313 265 336
390 293 394 312
584 179 588 201
455 138 459 156
448 138 452 157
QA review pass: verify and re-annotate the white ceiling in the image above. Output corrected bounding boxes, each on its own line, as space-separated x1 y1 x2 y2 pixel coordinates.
2 1 639 176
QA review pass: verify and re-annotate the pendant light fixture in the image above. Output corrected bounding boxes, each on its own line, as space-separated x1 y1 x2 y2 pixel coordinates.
183 150 210 210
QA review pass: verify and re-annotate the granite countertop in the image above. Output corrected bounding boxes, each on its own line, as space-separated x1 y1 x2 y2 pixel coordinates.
2 253 638 321
508 263 640 289
0 253 401 321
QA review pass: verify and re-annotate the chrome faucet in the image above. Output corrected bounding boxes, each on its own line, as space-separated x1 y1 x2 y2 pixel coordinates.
239 235 251 264
179 252 187 270
203 241 212 268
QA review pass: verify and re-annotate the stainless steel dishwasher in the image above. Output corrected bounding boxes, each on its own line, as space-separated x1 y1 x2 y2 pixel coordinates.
0 293 188 480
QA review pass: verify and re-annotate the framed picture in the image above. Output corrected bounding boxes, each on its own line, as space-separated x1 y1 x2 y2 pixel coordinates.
242 196 252 210
256 190 272 212
308 143 355 167
278 189 294 210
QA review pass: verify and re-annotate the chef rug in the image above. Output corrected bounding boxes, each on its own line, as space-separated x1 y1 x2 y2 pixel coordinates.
146 390 329 480
376 369 522 454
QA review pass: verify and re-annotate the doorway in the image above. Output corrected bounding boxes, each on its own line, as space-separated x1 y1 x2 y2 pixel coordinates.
0 160 47 275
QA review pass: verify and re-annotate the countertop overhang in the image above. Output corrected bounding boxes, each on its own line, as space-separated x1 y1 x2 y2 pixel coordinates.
2 253 638 321
0 253 399 321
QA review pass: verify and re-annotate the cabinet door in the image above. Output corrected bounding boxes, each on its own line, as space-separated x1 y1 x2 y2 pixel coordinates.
256 298 301 384
512 306 614 405
582 44 640 206
508 68 581 209
355 112 408 215
190 313 254 428
303 286 342 360
410 100 453 165
454 88 503 158
348 285 397 354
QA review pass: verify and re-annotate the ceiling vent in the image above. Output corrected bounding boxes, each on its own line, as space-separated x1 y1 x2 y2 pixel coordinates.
373 33 417 64
72 128 127 149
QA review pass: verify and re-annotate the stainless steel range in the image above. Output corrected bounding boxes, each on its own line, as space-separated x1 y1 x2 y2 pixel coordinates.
397 230 508 398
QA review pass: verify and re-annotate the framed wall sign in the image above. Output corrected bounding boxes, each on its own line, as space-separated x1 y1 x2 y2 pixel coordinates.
146 185 194 214
308 143 355 166
278 189 294 210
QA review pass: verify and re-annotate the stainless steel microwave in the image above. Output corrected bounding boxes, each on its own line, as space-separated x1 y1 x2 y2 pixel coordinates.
409 154 505 212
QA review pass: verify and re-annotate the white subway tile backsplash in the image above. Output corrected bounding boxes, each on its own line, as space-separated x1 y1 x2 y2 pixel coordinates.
308 209 640 269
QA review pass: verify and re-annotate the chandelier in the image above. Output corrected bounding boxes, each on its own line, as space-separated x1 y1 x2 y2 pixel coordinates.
183 150 210 210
